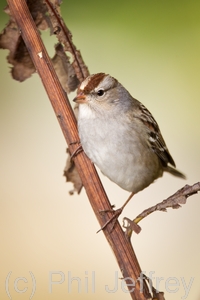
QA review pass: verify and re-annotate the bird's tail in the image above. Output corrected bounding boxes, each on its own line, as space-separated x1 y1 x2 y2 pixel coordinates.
166 166 186 179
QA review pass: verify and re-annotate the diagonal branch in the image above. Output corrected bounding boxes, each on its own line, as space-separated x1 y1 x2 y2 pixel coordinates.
6 0 149 299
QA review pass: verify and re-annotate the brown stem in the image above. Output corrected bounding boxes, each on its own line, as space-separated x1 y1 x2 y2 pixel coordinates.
45 0 89 82
6 0 149 299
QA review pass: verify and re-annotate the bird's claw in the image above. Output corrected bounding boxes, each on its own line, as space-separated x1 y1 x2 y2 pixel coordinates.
70 141 83 160
99 205 115 215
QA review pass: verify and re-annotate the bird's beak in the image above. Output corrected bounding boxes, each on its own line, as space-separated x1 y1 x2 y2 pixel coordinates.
73 92 87 104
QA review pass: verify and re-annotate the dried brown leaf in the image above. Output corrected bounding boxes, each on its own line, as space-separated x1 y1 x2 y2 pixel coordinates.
123 217 141 235
63 148 83 195
1 0 84 192
26 0 50 30
0 19 35 81
0 0 51 81
52 43 79 93
0 19 19 54
0 1 57 81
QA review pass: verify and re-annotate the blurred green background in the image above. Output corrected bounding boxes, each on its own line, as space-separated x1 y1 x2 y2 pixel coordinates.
0 0 200 299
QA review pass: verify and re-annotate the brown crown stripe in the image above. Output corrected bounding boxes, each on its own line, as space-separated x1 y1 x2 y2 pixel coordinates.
83 73 106 93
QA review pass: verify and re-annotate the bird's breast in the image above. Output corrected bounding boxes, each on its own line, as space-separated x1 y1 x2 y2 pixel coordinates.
78 108 162 193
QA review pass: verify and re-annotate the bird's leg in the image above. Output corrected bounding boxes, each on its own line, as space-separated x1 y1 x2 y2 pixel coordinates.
70 141 83 159
97 192 135 233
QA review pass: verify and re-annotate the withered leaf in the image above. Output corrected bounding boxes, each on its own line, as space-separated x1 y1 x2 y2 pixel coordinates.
0 1 85 194
0 19 35 81
52 43 79 93
1 1 89 84
26 0 50 30
0 1 58 81
63 148 83 195
123 218 141 236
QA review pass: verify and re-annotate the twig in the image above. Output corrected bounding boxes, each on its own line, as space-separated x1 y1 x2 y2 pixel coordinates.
6 1 149 299
123 182 200 238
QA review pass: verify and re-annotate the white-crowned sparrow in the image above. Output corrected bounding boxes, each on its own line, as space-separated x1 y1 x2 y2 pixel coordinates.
73 73 185 220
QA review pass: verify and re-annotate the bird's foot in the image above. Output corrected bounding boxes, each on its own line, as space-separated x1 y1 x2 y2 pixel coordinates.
70 141 83 159
99 204 116 213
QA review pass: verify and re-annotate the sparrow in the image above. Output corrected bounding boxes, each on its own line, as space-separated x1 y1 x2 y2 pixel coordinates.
73 73 185 226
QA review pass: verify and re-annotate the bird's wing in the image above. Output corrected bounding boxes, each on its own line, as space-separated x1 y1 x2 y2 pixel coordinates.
134 101 176 167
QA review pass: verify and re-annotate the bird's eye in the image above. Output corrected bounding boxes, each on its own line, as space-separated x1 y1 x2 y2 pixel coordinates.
97 89 105 97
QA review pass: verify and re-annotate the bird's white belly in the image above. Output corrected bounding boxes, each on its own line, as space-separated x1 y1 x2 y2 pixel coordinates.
78 109 162 193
